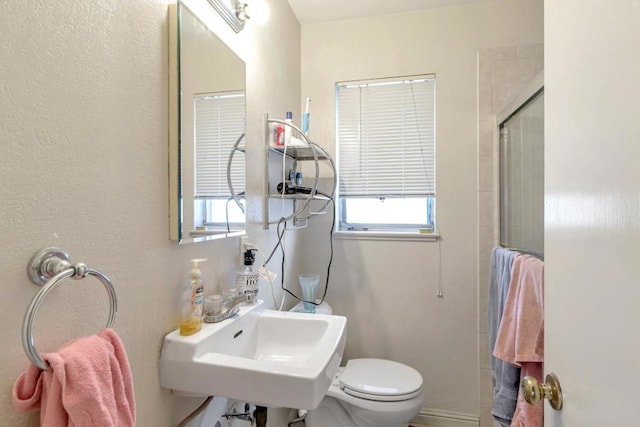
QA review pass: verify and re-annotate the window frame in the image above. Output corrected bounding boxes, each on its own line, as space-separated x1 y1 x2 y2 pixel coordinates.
335 75 437 238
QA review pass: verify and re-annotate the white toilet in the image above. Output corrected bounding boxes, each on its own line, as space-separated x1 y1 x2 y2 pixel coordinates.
291 301 424 427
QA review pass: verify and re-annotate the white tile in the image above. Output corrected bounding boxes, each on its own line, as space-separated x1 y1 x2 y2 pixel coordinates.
478 155 494 192
532 55 544 76
492 124 500 156
479 333 490 369
479 53 493 86
478 262 490 298
478 54 493 121
479 404 494 427
492 59 533 114
532 43 544 58
479 236 495 271
479 87 493 121
482 46 517 61
479 368 494 405
478 265 490 298
478 120 494 157
517 43 544 59
478 191 494 230
492 191 501 243
516 44 534 59
479 226 494 264
478 297 488 334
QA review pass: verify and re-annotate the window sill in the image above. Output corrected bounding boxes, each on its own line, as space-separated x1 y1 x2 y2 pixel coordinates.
189 229 245 238
333 230 440 242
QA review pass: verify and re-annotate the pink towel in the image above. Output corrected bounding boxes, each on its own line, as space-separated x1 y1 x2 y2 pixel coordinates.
510 362 543 427
493 255 544 427
12 329 135 427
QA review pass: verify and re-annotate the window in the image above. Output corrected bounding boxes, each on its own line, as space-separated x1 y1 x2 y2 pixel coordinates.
194 92 246 230
336 76 436 233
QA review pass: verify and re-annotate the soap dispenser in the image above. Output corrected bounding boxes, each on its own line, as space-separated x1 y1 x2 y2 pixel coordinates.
235 249 259 302
180 258 207 336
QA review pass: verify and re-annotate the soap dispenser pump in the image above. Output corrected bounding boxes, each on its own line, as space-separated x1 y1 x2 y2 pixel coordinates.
235 249 259 302
180 258 207 336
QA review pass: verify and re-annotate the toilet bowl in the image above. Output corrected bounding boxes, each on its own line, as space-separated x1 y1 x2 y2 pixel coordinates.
290 301 424 427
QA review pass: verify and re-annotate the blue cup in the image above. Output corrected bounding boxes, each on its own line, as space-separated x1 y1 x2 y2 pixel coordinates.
299 274 320 313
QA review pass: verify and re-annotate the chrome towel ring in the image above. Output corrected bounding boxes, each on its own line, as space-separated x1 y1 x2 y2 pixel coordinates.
22 247 118 371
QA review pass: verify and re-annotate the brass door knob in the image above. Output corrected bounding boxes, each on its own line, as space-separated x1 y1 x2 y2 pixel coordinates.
521 373 563 410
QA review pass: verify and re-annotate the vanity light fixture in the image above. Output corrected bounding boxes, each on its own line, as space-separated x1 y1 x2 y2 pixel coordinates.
206 0 250 33
236 2 250 22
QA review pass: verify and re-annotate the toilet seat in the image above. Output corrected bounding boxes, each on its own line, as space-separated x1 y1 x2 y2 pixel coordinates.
310 361 425 427
340 359 423 402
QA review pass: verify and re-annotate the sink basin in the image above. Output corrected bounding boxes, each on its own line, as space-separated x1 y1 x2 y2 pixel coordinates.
159 300 347 409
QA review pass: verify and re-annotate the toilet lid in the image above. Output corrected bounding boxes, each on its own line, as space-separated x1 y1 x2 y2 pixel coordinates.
340 359 423 402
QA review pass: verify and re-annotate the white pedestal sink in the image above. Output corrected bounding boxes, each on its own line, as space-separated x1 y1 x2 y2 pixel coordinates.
159 300 347 409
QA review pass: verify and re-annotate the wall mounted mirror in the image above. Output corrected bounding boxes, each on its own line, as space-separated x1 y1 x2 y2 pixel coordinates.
169 0 247 244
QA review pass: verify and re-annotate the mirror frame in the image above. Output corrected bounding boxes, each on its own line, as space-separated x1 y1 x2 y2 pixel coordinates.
168 1 246 244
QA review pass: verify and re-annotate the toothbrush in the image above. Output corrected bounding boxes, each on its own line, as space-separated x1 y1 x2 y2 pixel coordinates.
302 97 311 135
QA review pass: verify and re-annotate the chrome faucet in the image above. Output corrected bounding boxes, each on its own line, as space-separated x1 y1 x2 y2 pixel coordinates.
203 294 251 323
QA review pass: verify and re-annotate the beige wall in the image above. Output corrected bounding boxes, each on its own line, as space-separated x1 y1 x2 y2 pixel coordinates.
0 0 300 425
298 0 543 418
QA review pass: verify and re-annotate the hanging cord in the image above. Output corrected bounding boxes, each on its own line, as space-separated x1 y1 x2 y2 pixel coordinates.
437 237 443 297
324 207 336 301
409 80 431 176
314 198 335 305
264 199 335 308
177 396 214 427
287 409 307 426
225 198 232 233
263 218 289 309
263 217 287 267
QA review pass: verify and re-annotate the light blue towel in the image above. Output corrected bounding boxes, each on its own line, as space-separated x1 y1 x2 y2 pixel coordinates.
488 247 520 427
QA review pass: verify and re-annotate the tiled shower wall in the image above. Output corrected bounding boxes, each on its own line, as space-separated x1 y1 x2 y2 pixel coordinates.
476 44 544 427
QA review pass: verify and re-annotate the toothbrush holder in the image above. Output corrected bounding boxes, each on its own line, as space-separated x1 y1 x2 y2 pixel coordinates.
298 274 320 313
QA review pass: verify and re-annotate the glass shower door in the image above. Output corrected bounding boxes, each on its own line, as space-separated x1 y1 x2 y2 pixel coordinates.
499 91 544 254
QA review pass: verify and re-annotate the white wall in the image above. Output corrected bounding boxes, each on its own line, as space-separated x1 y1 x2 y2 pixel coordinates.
298 0 543 417
0 0 300 425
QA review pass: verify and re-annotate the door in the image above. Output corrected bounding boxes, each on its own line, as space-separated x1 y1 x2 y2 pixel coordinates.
545 1 640 425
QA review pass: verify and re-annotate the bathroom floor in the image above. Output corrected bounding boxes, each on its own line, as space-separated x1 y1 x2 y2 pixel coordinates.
291 421 428 426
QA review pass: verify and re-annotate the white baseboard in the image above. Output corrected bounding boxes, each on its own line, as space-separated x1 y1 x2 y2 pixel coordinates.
411 407 479 427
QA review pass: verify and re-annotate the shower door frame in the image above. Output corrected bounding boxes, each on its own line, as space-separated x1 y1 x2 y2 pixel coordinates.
497 71 544 254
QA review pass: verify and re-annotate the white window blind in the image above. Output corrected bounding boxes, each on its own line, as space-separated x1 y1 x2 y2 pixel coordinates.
194 93 245 198
337 77 435 197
